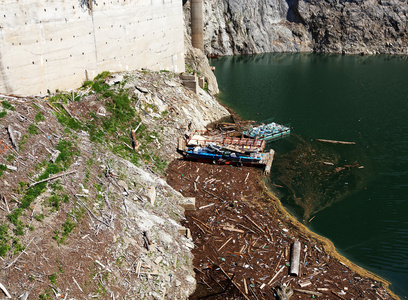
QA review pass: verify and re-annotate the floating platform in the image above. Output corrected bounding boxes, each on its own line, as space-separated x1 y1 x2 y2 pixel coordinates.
187 130 266 153
178 137 274 175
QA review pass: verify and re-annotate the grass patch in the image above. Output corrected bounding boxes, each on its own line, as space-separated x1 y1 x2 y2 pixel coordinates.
1 100 15 111
35 112 45 122
48 272 58 285
34 214 45 221
0 224 10 256
0 164 7 177
28 124 38 135
0 111 6 118
7 140 78 237
53 216 75 244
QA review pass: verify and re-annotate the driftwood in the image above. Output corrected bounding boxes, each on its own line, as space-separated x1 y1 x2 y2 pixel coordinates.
61 103 75 118
4 237 35 269
244 215 265 233
289 240 301 276
268 265 285 285
294 289 323 297
7 125 19 151
75 197 110 227
314 139 356 145
0 282 11 298
29 170 77 187
72 277 83 293
130 129 140 151
217 237 232 252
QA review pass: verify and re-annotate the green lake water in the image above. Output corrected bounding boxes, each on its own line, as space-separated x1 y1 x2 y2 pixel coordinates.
211 53 408 298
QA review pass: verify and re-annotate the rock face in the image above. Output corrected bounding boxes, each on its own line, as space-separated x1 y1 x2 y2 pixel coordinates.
202 0 313 55
298 0 408 55
201 0 408 55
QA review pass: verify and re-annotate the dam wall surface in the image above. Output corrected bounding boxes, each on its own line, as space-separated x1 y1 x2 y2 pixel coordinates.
0 0 185 95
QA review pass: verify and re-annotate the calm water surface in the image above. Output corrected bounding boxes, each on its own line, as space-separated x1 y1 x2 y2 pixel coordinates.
211 53 408 298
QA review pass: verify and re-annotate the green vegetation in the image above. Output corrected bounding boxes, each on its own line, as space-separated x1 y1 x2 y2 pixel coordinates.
39 289 52 299
6 154 14 163
28 124 38 135
1 100 15 111
0 111 6 118
53 216 75 244
12 238 24 254
34 214 45 221
68 71 167 172
35 112 45 122
7 140 78 242
0 224 10 256
48 272 58 285
0 164 7 177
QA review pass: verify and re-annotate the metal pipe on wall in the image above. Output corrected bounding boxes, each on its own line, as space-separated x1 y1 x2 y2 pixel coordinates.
191 0 204 51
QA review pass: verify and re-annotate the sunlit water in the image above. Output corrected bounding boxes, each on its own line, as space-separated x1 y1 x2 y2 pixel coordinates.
211 53 408 297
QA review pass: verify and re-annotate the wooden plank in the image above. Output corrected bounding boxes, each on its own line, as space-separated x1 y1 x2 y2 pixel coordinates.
178 137 185 151
315 139 356 145
264 149 275 175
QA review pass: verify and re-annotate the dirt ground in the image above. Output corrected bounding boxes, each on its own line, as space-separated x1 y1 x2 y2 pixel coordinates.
166 158 397 300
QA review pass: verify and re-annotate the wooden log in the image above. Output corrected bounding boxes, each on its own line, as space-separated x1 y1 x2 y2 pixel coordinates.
290 240 301 276
61 103 75 118
294 289 323 297
217 237 232 252
29 170 77 187
264 149 275 175
314 139 356 145
144 231 152 245
0 282 11 298
131 130 140 151
191 216 210 230
199 203 214 210
7 125 18 151
222 226 245 234
267 265 285 285
244 215 265 233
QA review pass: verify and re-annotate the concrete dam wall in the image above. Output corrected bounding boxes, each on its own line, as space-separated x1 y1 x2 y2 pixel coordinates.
0 0 185 95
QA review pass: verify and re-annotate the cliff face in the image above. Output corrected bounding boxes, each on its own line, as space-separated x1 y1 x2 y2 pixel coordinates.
298 0 408 54
203 0 313 55
203 0 408 55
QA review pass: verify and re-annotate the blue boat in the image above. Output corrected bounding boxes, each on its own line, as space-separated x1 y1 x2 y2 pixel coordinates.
184 143 262 166
177 138 275 174
243 122 290 142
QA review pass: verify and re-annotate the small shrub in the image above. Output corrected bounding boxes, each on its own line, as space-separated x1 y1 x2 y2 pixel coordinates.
0 111 6 118
0 164 7 177
6 154 14 163
48 273 58 285
1 100 15 111
0 224 10 256
34 214 45 221
35 112 45 122
28 124 38 135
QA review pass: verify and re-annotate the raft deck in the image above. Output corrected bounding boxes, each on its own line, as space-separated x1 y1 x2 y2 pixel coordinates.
187 130 266 153
178 138 275 174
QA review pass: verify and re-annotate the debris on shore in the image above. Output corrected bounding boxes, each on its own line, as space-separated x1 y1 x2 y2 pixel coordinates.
166 159 397 300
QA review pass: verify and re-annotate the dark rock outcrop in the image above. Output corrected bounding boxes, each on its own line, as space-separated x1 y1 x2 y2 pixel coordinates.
202 0 408 55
